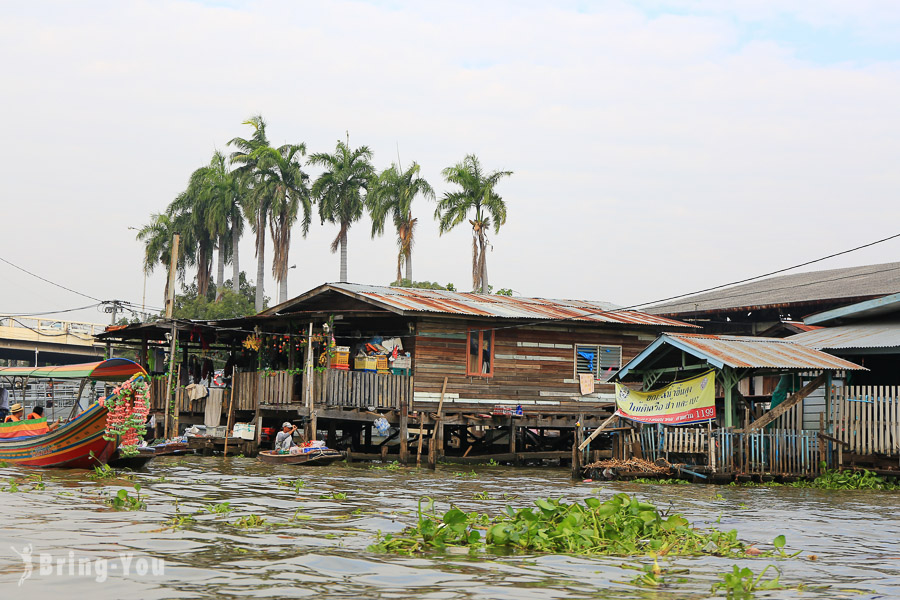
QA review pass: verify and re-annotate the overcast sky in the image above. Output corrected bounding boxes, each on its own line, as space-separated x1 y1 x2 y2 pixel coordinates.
2 0 900 324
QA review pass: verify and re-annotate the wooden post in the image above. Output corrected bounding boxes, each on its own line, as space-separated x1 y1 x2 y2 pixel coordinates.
304 322 316 441
509 416 518 466
416 413 425 467
163 326 177 440
161 234 179 440
571 413 584 480
223 372 236 457
428 377 447 469
399 399 409 464
578 412 619 451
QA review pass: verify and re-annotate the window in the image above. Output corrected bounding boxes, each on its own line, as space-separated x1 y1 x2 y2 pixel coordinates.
467 329 494 377
575 344 621 382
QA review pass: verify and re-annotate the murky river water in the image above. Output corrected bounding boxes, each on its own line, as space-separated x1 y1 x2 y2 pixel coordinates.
1 456 898 598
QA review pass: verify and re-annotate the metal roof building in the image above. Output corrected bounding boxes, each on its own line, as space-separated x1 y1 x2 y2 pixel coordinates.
263 282 696 329
645 262 900 318
618 333 865 379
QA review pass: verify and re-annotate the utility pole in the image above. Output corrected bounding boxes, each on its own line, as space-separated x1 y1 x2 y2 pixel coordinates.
163 234 180 440
103 300 124 358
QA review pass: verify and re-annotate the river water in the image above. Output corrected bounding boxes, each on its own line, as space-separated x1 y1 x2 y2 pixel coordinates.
0 456 898 599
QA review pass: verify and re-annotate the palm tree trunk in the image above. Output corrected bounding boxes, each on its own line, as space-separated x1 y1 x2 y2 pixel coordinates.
216 235 225 301
340 224 348 283
255 216 265 312
478 229 489 294
279 277 288 303
405 248 412 282
232 207 240 296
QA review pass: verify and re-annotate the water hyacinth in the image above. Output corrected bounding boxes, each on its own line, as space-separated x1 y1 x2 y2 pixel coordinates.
372 493 750 557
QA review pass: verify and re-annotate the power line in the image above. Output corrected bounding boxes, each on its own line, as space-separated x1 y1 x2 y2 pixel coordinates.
0 255 102 302
0 303 102 318
106 230 900 342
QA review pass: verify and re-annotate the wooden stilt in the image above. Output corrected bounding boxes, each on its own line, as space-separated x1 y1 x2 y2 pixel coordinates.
416 413 425 467
399 400 409 464
428 377 447 470
223 374 236 457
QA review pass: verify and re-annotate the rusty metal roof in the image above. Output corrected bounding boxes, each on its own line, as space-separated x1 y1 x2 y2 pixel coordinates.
788 322 900 351
663 333 866 370
618 332 865 377
265 283 696 328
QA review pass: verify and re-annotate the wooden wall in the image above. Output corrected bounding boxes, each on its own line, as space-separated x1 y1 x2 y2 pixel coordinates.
412 318 659 409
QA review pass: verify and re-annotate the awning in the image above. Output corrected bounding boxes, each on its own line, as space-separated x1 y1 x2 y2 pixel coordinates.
0 358 147 381
617 332 865 380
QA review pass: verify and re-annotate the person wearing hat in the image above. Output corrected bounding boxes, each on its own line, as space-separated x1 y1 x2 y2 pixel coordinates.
274 421 297 453
4 403 24 423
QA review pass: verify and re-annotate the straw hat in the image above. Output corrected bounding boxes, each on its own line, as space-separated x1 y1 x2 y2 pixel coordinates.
10 403 23 414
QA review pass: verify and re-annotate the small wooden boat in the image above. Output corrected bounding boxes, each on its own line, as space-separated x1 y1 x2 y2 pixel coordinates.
108 446 156 470
152 441 192 456
258 448 343 466
0 359 148 468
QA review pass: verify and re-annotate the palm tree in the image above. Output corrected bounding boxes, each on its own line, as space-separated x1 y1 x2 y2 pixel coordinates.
435 155 512 293
229 116 272 311
205 151 247 300
309 136 376 282
256 143 311 303
135 213 188 304
168 166 216 298
368 162 434 283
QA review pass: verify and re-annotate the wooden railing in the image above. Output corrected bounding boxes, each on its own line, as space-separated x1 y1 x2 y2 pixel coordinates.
713 429 822 476
831 385 900 457
314 369 413 409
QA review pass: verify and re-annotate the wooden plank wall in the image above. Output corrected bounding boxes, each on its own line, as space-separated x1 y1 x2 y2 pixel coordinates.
832 385 900 456
412 318 656 408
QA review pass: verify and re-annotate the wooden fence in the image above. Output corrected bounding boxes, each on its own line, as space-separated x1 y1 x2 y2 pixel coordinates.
713 429 822 476
315 369 413 409
831 385 900 457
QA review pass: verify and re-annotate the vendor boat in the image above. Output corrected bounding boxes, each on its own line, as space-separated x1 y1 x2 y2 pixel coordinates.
257 448 343 466
0 358 148 468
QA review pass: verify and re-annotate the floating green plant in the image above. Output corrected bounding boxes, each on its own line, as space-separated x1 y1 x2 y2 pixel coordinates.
472 491 491 500
105 484 145 511
711 565 784 597
320 491 347 500
233 514 268 529
369 461 401 471
371 493 761 557
204 502 233 514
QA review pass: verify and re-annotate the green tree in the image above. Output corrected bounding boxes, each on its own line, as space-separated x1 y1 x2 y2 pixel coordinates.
369 162 434 283
167 164 217 298
309 135 376 282
256 143 311 304
136 213 181 304
204 150 247 300
435 155 512 293
229 115 273 312
389 279 450 290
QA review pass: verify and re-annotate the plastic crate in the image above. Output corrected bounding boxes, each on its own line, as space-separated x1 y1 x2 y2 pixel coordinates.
392 355 411 370
391 367 410 376
355 356 378 372
331 349 350 370
376 355 389 374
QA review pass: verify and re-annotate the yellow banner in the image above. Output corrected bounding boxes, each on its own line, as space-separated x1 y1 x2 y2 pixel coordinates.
615 370 716 425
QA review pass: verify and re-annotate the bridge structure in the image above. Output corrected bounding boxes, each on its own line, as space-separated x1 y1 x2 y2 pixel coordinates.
0 317 107 366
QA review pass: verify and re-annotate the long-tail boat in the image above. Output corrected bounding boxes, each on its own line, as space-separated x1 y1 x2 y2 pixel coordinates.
0 358 147 468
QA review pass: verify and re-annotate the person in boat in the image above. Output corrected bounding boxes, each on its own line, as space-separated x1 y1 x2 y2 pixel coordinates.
25 405 60 431
4 403 24 422
274 422 297 452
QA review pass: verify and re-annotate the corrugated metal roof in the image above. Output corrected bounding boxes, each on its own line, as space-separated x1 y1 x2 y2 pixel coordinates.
268 283 696 328
788 322 900 351
645 262 900 316
664 333 866 370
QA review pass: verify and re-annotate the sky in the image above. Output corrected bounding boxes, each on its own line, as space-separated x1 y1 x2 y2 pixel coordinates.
2 0 900 325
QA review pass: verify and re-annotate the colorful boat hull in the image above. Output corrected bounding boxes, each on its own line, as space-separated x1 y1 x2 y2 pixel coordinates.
0 403 116 468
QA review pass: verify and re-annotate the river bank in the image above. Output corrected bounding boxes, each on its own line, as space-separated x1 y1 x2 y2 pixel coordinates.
1 456 898 598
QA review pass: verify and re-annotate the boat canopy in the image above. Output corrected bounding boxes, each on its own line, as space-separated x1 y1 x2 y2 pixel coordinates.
0 358 147 381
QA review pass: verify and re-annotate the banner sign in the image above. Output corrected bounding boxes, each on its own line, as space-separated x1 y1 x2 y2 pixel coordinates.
615 371 716 425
